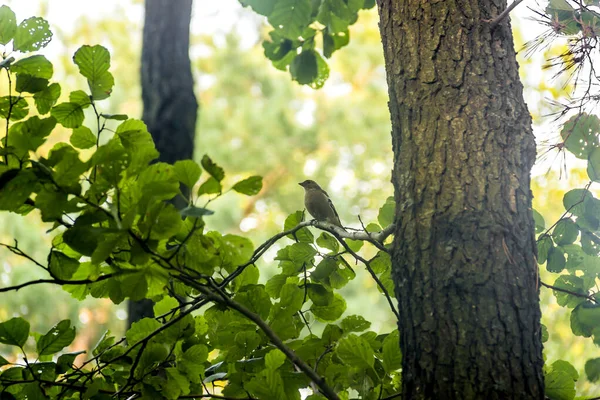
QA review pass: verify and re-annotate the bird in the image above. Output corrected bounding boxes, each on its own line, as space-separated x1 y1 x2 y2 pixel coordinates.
298 180 344 229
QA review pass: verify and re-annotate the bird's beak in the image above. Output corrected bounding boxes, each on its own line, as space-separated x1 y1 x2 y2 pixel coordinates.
298 182 304 187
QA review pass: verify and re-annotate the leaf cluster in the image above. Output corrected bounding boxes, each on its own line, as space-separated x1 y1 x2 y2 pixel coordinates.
239 0 375 88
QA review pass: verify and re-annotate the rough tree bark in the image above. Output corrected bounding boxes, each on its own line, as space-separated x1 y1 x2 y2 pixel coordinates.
376 0 544 398
128 0 198 327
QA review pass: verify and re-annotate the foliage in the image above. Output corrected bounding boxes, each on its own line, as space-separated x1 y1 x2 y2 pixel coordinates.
238 0 375 88
0 7 400 399
522 1 600 398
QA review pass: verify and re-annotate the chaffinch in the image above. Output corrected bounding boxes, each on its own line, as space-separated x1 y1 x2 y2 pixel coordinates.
298 180 344 228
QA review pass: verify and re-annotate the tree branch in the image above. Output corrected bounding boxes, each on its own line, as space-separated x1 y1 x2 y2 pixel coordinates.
327 228 400 320
540 280 598 304
485 0 525 28
182 277 340 400
0 274 116 293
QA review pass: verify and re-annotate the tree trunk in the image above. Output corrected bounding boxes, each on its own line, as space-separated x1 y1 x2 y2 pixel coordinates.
128 0 198 327
376 1 544 398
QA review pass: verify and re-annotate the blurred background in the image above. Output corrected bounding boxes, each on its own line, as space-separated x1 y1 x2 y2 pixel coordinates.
0 0 597 394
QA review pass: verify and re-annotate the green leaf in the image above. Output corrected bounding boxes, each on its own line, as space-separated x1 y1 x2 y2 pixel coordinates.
552 275 587 308
15 73 48 93
246 369 287 400
537 235 553 264
311 292 346 321
165 368 191 398
37 320 76 355
147 203 184 240
121 272 149 301
180 344 208 383
562 113 600 159
0 96 28 120
174 159 202 189
289 242 317 263
0 6 17 45
284 211 314 242
323 28 350 58
336 333 374 369
92 330 115 356
541 324 549 343
550 360 578 381
135 343 168 378
116 119 159 175
232 175 263 195
278 283 304 315
268 0 312 39
346 239 363 252
571 303 600 337
552 219 579 245
265 274 288 298
378 196 395 228
587 147 600 182
370 251 391 274
233 265 260 291
153 296 179 318
236 286 272 320
265 349 286 370
70 126 96 149
9 115 56 153
291 49 318 85
263 32 295 70
322 323 343 344
585 358 600 382
545 370 576 400
51 102 85 128
382 330 402 373
340 315 371 332
127 318 161 344
316 232 338 252
180 205 214 217
56 351 85 374
73 45 114 100
63 224 101 257
12 55 53 79
311 257 354 289
240 0 277 15
234 330 261 353
548 0 574 10
101 113 128 120
22 382 48 400
49 251 80 280
547 247 566 273
201 154 225 182
563 189 591 217
307 283 334 306
14 17 52 52
34 82 61 114
197 177 222 195
298 44 329 89
562 244 585 271
69 90 91 107
0 317 29 347
0 170 38 212
532 209 545 233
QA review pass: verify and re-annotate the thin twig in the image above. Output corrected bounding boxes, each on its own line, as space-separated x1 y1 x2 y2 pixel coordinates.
0 275 116 293
487 0 525 28
540 280 598 304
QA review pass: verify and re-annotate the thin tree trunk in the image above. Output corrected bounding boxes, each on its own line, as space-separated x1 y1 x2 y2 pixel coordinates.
128 0 198 327
376 0 544 398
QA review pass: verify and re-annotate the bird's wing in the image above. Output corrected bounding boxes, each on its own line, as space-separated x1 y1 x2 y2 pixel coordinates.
326 194 342 226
